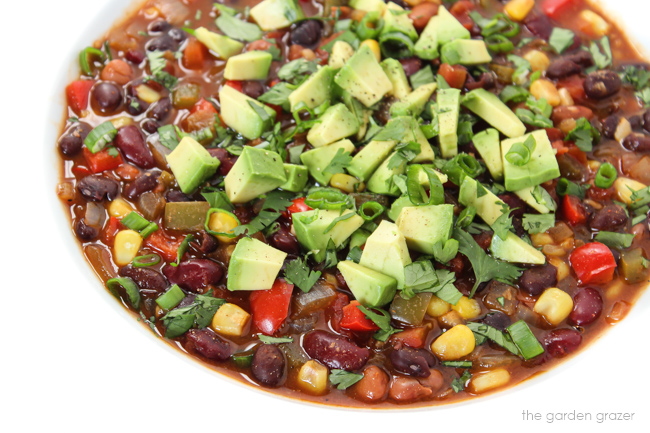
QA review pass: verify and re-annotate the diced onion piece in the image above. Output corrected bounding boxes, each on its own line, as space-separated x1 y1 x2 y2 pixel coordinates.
135 84 162 103
614 177 647 205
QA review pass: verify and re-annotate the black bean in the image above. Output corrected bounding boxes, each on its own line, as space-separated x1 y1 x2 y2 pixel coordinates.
290 20 323 48
601 115 620 139
115 125 155 168
208 148 237 176
165 189 192 202
622 133 650 152
186 329 232 360
58 123 90 156
519 264 558 297
643 111 650 132
584 70 622 99
76 175 120 201
149 97 172 121
168 28 187 44
162 259 224 292
629 115 643 130
148 20 171 34
251 344 286 387
481 311 511 331
190 231 219 255
465 71 495 91
390 347 436 378
399 57 423 77
546 58 582 79
119 265 168 295
146 35 176 52
141 118 159 134
589 204 628 231
268 228 300 255
241 81 265 99
498 193 527 218
126 96 147 115
92 82 122 114
123 171 160 200
564 50 594 68
74 219 99 241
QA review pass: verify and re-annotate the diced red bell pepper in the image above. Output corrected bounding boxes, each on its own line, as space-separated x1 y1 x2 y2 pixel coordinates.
390 327 428 349
224 80 244 93
449 0 476 31
438 63 467 89
102 216 122 246
569 242 617 285
182 37 208 70
250 279 294 335
144 231 184 262
66 80 94 115
557 75 587 103
541 0 578 20
83 147 123 173
285 197 313 217
340 301 380 332
189 98 217 115
562 194 587 226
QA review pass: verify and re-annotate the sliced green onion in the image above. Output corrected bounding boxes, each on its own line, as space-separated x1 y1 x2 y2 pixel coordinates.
442 153 484 185
506 320 544 360
79 46 106 75
156 284 186 310
106 277 141 309
359 201 385 221
556 178 587 199
505 135 536 166
594 162 617 189
378 32 414 59
231 352 254 368
466 322 520 355
121 212 150 231
174 234 196 266
356 11 383 40
485 34 514 53
632 214 647 226
132 254 161 267
441 361 473 368
204 209 240 238
84 121 118 153
305 188 354 210
406 165 444 206
139 222 159 238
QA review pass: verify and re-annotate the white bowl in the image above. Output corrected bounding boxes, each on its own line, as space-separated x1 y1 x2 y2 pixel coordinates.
6 0 649 431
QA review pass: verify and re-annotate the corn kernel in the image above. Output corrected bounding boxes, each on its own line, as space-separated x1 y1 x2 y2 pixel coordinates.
135 84 162 103
559 118 577 134
547 256 570 282
297 360 329 394
530 79 561 107
360 39 381 62
614 118 632 142
614 177 647 204
468 369 511 394
427 295 451 317
110 116 134 129
523 50 550 72
431 324 475 360
530 233 553 247
108 198 135 218
578 10 610 38
330 173 365 193
504 0 534 22
438 310 465 329
534 287 573 326
211 303 250 337
207 211 240 243
558 88 574 106
451 296 481 320
113 229 143 266
587 160 601 171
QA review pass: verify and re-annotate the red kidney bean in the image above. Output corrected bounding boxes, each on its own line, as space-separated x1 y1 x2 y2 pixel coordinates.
185 329 232 361
207 148 237 176
251 344 286 387
544 328 582 358
162 259 224 292
568 288 603 326
303 330 371 371
92 82 123 114
547 58 583 79
119 265 168 296
77 174 120 201
115 125 155 169
399 57 423 77
388 377 433 402
123 171 160 200
584 70 622 99
523 12 553 40
519 264 558 297
390 347 436 378
268 228 300 255
589 204 628 232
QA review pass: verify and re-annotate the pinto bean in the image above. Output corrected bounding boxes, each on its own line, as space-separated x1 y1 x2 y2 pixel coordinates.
349 365 389 402
551 105 593 124
303 330 371 371
185 328 232 360
76 174 120 201
101 59 133 85
251 344 286 387
388 377 433 402
584 70 622 99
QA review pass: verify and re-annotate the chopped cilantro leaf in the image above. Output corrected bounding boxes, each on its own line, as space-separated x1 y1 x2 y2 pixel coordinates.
284 258 321 293
357 305 401 342
451 370 471 393
329 369 364 390
323 148 353 175
522 213 555 234
549 28 575 54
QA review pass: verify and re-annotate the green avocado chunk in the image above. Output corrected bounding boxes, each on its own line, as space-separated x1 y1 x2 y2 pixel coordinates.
300 139 355 185
437 88 461 158
381 58 411 100
472 128 503 181
293 209 365 262
440 39 492 66
359 220 411 290
462 88 526 138
219 85 276 139
194 27 243 59
280 163 309 192
334 44 393 107
501 129 560 191
250 0 305 31
227 237 287 291
166 136 221 194
366 150 405 196
337 260 398 307
329 41 355 69
348 140 397 182
223 51 273 80
458 177 509 226
490 232 546 265
381 2 418 41
350 0 386 13
390 82 437 118
395 204 454 255
224 146 287 204
307 103 359 148
289 66 335 111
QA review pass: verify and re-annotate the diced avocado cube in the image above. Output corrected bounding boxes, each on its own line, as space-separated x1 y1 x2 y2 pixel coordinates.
250 0 305 31
307 103 359 147
359 220 411 290
501 130 561 191
490 232 546 265
163 201 211 231
437 88 461 158
350 0 386 13
289 66 335 111
440 39 492 66
514 186 556 214
300 139 355 185
414 15 440 60
329 41 355 69
395 204 454 255
223 51 273 80
347 140 397 182
194 27 243 59
381 58 411 100
381 2 418 41
166 136 220 194
390 82 437 118
219 85 276 139
293 209 365 262
350 229 371 250
387 195 412 221
280 163 309 192
366 150 405 196
337 260 397 307
458 177 509 226
227 237 287 291
472 128 503 181
334 44 393 107
224 146 287 204
384 116 435 163
341 91 371 141
462 88 526 138
436 6 471 44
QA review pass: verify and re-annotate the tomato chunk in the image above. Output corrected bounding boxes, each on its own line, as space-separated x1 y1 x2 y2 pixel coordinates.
66 80 94 114
569 242 617 285
438 63 467 89
145 231 183 262
286 197 313 215
250 279 294 335
83 147 123 173
340 301 379 332
224 80 244 93
541 0 577 19
182 37 208 70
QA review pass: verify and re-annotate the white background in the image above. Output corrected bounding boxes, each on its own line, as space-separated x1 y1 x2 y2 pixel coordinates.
1 1 649 432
